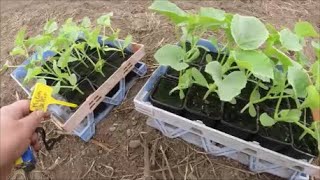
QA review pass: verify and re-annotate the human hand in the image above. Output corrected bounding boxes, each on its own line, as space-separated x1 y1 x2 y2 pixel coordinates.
0 100 48 179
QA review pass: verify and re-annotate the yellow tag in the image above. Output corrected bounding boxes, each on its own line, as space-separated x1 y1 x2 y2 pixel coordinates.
30 83 78 112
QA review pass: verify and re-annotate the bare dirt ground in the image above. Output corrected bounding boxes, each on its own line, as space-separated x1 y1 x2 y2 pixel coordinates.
1 0 320 179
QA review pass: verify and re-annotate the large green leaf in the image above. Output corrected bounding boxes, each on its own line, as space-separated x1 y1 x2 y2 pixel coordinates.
97 12 113 26
15 28 26 47
233 50 274 82
148 0 188 24
260 113 276 127
288 66 309 98
154 44 187 71
301 85 320 109
191 67 208 87
86 27 101 49
278 109 301 123
294 21 319 38
217 71 247 101
279 28 302 51
231 14 269 50
44 20 58 34
205 61 222 85
199 7 225 21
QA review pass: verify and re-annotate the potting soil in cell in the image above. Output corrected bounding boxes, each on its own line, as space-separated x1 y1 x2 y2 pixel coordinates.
87 63 117 87
258 123 291 143
106 51 133 68
185 85 222 120
61 79 95 107
292 124 318 156
73 62 95 78
223 99 258 131
151 77 184 108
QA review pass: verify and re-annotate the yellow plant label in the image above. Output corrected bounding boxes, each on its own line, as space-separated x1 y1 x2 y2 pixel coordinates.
30 83 78 112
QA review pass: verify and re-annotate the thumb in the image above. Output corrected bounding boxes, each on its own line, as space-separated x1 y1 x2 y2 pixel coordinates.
18 111 45 137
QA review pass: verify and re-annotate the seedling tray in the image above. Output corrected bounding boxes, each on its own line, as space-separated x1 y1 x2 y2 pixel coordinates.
134 64 320 179
11 37 146 136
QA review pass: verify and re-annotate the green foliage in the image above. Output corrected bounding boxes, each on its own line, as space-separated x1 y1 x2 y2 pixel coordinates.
294 21 319 38
287 66 309 98
149 0 188 24
279 28 302 51
154 44 188 71
9 13 133 96
231 14 269 50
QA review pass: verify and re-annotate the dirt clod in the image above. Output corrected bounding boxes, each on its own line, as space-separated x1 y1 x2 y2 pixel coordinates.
129 140 141 149
126 129 132 137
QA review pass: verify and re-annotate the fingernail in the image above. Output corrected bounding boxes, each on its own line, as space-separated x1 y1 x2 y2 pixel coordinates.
35 111 45 117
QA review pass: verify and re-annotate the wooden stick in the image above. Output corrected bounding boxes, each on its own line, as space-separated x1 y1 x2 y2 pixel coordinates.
159 145 174 180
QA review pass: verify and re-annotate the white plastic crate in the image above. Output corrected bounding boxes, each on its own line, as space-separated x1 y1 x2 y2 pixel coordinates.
134 65 320 179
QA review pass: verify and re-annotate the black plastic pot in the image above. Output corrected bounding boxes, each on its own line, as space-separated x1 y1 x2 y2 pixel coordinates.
216 99 259 140
254 99 294 154
254 122 293 153
72 62 95 78
106 51 133 68
287 108 318 160
184 84 222 127
150 76 185 115
289 123 318 160
60 79 95 107
87 62 117 87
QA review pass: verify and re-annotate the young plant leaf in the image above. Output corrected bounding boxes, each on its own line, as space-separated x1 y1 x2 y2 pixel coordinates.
217 71 247 102
10 46 26 56
81 17 91 28
287 66 309 98
68 74 77 86
312 41 320 59
311 61 320 91
296 51 309 67
260 113 276 126
205 61 222 85
191 67 208 87
148 0 188 24
300 85 320 109
205 54 212 63
52 81 61 95
231 14 268 50
233 50 274 81
123 34 132 49
294 21 319 38
52 60 62 77
250 88 260 102
86 27 101 49
279 28 302 51
97 12 113 26
154 44 187 71
25 67 42 82
36 78 47 85
44 20 58 34
199 7 225 21
58 49 71 68
15 27 26 47
249 104 257 117
264 46 292 69
278 109 302 123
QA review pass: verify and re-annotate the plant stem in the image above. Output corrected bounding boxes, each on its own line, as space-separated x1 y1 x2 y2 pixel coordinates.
295 121 315 136
74 48 89 68
35 76 60 81
274 83 285 119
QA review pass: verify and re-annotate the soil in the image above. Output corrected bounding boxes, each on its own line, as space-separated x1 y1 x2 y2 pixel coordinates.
1 0 320 179
87 62 117 87
184 84 222 125
258 123 291 143
150 77 184 113
61 79 95 106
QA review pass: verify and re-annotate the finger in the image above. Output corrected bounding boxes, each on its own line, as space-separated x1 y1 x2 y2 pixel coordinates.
30 133 40 151
4 100 31 118
18 111 46 137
